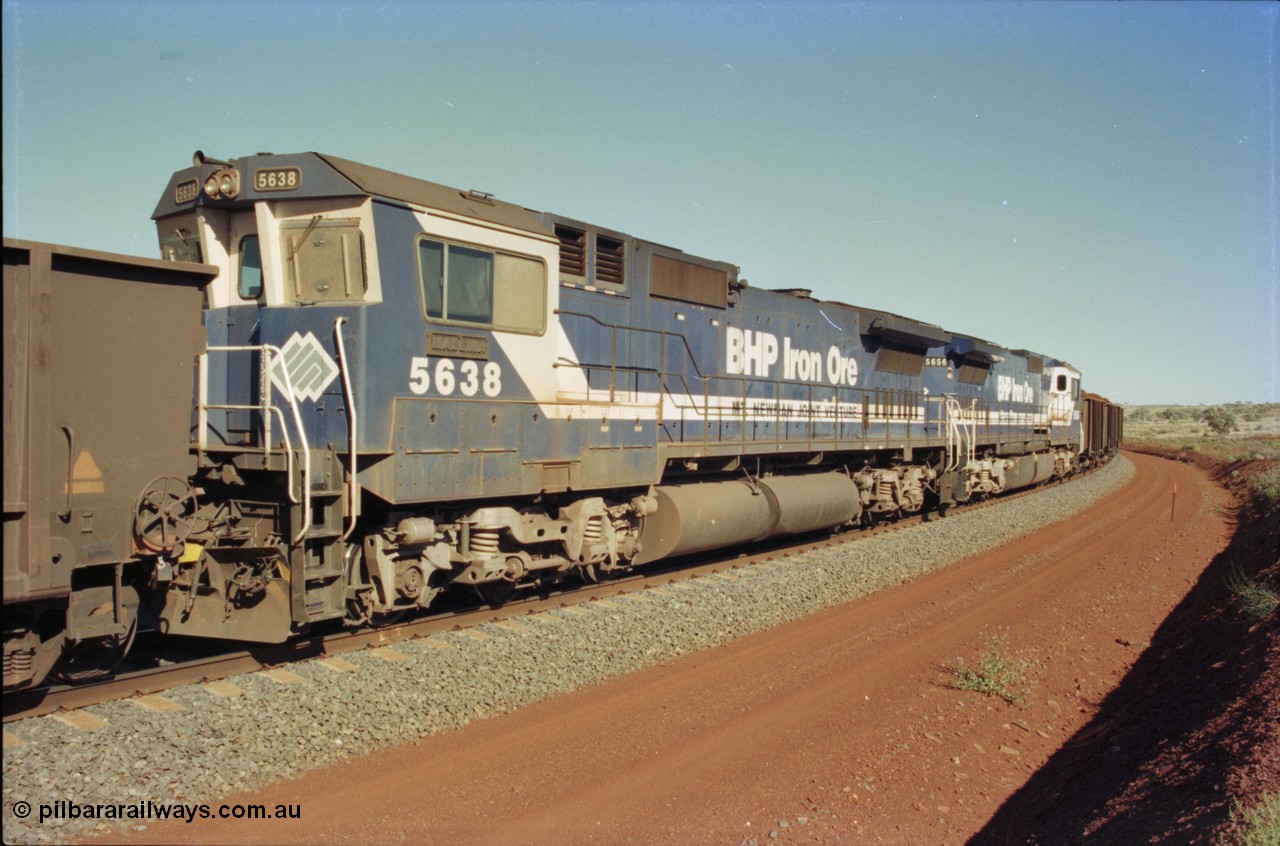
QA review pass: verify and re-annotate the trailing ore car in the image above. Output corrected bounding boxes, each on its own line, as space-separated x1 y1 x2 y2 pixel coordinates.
3 151 1122 690
1081 392 1124 464
3 240 214 688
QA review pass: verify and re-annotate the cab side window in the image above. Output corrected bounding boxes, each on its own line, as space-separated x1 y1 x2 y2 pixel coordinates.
417 236 545 334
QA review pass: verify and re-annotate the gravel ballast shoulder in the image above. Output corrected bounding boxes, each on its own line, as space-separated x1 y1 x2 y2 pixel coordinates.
2 458 1134 844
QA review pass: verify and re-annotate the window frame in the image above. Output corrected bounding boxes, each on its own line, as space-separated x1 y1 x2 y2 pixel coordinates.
158 214 203 264
415 234 547 336
237 234 263 300
279 217 368 304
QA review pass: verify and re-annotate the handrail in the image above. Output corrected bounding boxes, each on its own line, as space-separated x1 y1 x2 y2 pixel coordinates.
193 402 298 505
558 309 875 440
199 343 312 545
267 406 299 505
197 353 208 455
555 308 712 381
59 425 74 522
556 313 1022 457
561 311 924 436
943 396 977 473
264 344 311 546
334 317 359 542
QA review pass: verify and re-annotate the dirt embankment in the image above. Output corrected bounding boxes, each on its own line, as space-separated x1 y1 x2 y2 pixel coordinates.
975 446 1278 844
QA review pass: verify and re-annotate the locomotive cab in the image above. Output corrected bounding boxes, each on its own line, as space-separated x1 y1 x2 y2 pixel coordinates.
1046 364 1081 429
152 152 563 640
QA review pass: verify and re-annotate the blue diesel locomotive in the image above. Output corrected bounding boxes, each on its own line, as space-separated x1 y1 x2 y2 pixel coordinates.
2 151 1120 689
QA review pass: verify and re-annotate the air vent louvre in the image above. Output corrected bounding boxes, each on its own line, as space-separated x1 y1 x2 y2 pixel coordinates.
556 225 586 277
595 235 625 286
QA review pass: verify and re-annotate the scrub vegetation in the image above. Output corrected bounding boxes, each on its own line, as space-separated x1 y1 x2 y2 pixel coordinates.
1229 790 1280 846
949 633 1029 705
1124 403 1280 453
1124 403 1280 502
1225 565 1279 624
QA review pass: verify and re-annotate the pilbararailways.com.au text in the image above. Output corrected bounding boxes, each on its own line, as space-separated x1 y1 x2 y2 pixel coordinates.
10 798 301 825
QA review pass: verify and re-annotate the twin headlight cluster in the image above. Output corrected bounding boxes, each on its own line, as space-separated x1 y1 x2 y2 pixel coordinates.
203 168 241 200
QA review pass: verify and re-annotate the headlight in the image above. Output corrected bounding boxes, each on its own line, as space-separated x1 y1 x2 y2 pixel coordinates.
203 168 241 200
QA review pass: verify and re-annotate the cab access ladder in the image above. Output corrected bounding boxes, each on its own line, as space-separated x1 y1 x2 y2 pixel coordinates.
195 318 360 625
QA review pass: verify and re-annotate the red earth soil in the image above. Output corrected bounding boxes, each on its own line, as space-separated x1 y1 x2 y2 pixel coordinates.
124 451 1277 845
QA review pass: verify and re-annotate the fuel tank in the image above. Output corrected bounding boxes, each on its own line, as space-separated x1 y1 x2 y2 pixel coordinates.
634 471 861 565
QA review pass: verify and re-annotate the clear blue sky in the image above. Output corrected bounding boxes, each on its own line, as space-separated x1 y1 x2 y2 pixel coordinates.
4 0 1276 405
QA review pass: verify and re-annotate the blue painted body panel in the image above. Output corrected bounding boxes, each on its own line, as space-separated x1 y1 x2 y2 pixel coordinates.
185 152 1080 510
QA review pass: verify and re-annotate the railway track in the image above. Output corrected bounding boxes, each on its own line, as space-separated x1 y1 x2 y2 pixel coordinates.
1 471 1085 724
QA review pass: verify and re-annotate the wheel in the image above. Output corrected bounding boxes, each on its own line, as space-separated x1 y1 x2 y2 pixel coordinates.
343 544 407 627
366 606 406 627
474 579 516 607
50 619 137 684
134 476 199 554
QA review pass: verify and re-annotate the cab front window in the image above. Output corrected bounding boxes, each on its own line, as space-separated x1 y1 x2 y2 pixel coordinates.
238 235 262 299
158 215 203 263
280 217 367 303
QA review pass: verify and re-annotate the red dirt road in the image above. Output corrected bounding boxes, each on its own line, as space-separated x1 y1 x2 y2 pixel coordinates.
128 453 1235 845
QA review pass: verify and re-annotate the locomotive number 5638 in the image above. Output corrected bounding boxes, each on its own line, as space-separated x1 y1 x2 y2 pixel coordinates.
408 357 503 397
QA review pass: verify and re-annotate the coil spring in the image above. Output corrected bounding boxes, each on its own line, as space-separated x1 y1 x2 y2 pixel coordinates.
582 515 604 545
876 477 895 502
470 527 500 558
4 647 34 677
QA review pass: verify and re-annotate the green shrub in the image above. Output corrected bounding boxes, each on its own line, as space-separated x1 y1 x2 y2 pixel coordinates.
1230 790 1280 846
1226 565 1279 623
950 634 1028 704
1203 407 1240 436
1255 469 1280 504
